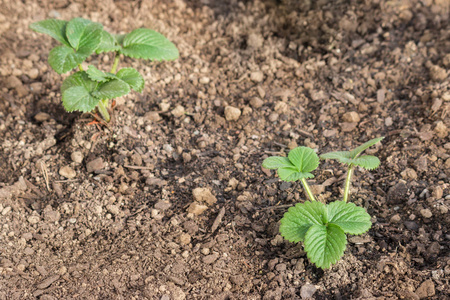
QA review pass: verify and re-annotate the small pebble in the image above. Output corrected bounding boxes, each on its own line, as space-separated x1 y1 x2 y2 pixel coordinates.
300 283 317 299
224 106 241 121
420 208 432 218
71 151 83 164
34 112 50 122
59 165 76 179
250 71 264 83
171 105 185 118
342 111 360 123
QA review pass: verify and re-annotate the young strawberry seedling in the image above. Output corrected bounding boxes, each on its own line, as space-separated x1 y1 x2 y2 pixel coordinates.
262 137 384 269
30 18 179 122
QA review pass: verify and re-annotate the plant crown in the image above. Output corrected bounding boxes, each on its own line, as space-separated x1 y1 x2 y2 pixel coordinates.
30 18 179 121
262 137 383 269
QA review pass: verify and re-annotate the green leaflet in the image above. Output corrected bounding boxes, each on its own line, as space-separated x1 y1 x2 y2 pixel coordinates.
48 45 85 74
280 201 326 243
262 156 293 169
96 30 121 54
304 224 347 269
349 137 385 158
62 86 99 112
61 71 100 112
29 19 70 47
92 79 130 100
326 201 372 235
86 65 117 82
116 68 144 92
288 147 320 173
120 28 179 61
262 147 319 182
320 137 384 170
279 200 372 269
65 18 103 51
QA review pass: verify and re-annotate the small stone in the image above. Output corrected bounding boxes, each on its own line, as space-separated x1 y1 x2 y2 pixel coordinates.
44 210 60 223
187 202 208 215
420 208 432 218
432 186 443 199
323 129 336 137
171 105 185 118
27 216 40 224
202 253 219 264
34 112 50 122
275 263 286 272
434 121 448 138
250 71 264 83
300 283 317 299
71 151 84 164
224 106 241 121
159 102 170 112
163 144 174 154
199 77 210 84
192 188 217 205
59 165 76 179
268 112 279 122
390 214 401 223
401 168 417 180
415 279 435 299
429 64 447 82
229 275 245 286
385 117 393 126
182 153 192 163
342 111 360 123
144 111 161 122
5 76 22 89
37 275 60 289
250 97 264 108
387 182 409 205
28 68 39 79
340 122 358 132
86 158 104 173
179 233 191 245
247 33 264 48
146 178 167 187
404 221 419 231
106 205 120 215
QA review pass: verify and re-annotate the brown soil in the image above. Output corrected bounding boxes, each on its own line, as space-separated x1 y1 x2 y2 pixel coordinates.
1 0 449 299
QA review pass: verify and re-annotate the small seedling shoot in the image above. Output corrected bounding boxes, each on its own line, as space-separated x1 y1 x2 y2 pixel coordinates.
30 18 179 122
262 137 384 269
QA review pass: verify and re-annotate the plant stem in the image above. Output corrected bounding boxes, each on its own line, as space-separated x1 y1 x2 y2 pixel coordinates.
78 64 84 71
343 165 353 202
301 178 316 202
111 52 120 74
97 100 110 122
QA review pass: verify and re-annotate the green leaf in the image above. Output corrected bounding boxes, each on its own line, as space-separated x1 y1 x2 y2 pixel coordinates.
62 86 99 112
288 147 320 173
280 201 326 243
65 18 102 51
48 45 85 74
351 155 380 170
92 79 130 100
319 151 352 163
86 65 117 82
326 201 372 235
320 137 384 170
349 137 384 158
61 71 100 112
120 28 179 61
96 30 121 54
61 71 99 94
277 167 314 182
262 157 293 169
304 223 347 269
116 68 144 92
29 19 70 47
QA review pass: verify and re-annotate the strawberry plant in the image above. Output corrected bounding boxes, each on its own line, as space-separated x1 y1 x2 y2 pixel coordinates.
30 18 179 122
262 137 384 269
